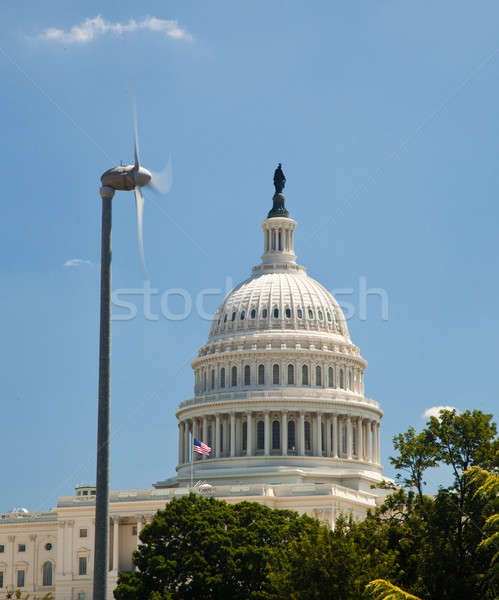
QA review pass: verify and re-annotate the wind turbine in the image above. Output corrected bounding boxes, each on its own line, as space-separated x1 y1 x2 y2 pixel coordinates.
93 100 171 600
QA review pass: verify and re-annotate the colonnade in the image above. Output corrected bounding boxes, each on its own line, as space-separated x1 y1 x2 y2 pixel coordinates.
178 411 380 465
194 361 364 396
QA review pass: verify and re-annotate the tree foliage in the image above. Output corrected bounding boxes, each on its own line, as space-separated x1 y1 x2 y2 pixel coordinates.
365 579 421 600
115 409 498 600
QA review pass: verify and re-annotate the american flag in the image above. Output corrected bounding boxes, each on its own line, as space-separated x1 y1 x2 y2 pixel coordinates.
193 438 211 456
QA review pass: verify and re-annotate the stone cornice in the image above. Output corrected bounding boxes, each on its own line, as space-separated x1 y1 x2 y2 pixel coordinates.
192 348 366 369
176 391 382 418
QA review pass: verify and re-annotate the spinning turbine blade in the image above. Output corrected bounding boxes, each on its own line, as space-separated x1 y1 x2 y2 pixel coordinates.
134 187 147 278
150 155 173 195
132 95 141 169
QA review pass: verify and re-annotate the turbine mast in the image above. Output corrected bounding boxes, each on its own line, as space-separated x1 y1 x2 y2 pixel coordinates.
93 184 114 600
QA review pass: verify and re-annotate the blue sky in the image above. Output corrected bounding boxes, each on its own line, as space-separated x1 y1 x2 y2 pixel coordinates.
1 1 498 512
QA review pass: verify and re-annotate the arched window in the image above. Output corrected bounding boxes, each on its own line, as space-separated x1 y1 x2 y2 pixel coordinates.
240 311 245 320
297 308 303 319
288 364 295 385
211 369 215 389
273 307 279 319
257 421 265 450
315 366 322 386
42 562 53 586
244 365 251 386
302 365 309 385
231 311 236 321
273 364 280 384
220 367 225 389
262 308 268 318
231 366 237 387
258 364 265 385
250 309 256 319
327 312 332 322
285 308 291 318
318 310 323 321
223 314 227 323
308 309 314 319
339 369 344 389
242 421 247 451
305 421 311 452
288 421 296 451
328 367 334 387
272 420 280 449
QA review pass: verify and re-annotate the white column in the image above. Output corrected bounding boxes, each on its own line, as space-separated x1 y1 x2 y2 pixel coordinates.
30 534 37 588
281 411 288 456
357 417 363 460
326 415 331 456
202 416 208 459
299 411 305 455
346 416 352 459
376 422 381 464
230 413 236 457
247 411 253 456
56 524 64 577
236 415 242 455
192 419 199 459
316 412 322 456
112 516 120 572
184 421 190 463
63 520 74 576
332 414 338 458
223 415 230 457
215 414 221 458
8 535 15 588
264 412 270 456
178 422 185 464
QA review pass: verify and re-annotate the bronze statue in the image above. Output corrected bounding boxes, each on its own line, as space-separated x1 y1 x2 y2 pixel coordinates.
273 163 286 194
268 163 289 218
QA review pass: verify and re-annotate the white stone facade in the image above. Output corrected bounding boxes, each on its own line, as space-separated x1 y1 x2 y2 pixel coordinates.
0 482 378 600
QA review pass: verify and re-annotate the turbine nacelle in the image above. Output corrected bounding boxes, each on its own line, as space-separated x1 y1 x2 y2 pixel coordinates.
100 165 152 191
99 96 172 279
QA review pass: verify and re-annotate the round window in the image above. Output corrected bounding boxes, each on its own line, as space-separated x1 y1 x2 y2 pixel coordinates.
45 543 52 551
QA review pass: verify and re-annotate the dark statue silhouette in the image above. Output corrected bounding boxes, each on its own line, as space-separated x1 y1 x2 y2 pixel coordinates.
268 163 289 218
273 163 286 194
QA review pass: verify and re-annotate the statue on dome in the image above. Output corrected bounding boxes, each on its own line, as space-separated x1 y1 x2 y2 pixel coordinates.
273 163 286 194
268 163 289 218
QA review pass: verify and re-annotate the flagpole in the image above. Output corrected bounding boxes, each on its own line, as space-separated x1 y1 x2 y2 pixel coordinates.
190 441 194 488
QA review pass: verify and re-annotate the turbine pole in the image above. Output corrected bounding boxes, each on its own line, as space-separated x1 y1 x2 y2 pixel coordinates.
93 185 114 600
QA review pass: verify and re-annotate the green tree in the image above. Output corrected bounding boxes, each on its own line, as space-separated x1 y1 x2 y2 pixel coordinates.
365 579 421 600
390 427 438 503
114 494 317 600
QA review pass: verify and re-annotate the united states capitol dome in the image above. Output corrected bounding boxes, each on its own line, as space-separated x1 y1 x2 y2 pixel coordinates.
171 165 384 495
209 270 350 341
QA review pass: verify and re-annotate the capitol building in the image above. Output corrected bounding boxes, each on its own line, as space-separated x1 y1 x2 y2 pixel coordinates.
0 171 388 599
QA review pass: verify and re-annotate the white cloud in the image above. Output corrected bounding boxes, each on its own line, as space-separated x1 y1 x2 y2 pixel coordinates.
37 15 192 45
422 405 458 420
64 258 92 267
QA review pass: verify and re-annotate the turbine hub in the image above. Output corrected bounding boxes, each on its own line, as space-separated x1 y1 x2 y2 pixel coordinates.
134 167 152 188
